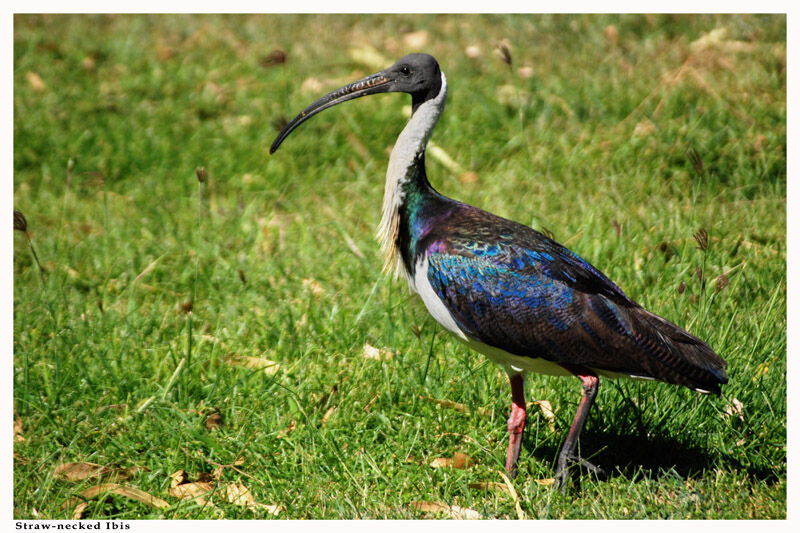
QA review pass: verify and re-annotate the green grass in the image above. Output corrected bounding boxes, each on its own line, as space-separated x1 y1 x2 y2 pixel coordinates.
13 14 785 519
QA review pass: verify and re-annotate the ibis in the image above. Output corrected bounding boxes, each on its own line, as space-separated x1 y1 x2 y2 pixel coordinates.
270 53 728 490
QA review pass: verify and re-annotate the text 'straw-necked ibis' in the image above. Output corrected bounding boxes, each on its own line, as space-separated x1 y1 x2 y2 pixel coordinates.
270 53 728 490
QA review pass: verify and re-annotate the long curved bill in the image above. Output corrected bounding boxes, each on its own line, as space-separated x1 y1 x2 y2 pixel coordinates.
270 71 392 154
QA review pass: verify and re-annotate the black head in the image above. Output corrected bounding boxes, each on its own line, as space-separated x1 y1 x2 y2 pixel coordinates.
270 54 443 154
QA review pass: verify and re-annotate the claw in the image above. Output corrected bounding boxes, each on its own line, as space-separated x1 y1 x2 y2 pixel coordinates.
555 452 605 492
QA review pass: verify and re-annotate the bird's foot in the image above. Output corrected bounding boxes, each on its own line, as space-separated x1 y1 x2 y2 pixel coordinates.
554 453 605 493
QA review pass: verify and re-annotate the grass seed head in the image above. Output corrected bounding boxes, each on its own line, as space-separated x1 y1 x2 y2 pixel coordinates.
694 228 709 251
14 210 28 233
196 167 207 183
259 49 286 67
495 39 513 66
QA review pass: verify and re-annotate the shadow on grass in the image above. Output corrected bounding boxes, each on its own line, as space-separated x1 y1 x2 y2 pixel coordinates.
527 428 781 485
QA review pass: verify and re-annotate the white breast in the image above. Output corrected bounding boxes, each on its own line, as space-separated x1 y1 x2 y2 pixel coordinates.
412 255 469 341
410 254 581 378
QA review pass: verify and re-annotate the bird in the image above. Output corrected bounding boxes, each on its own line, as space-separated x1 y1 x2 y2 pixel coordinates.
270 53 728 490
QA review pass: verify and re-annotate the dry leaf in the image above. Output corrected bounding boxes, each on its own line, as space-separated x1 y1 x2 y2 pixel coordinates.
409 501 481 520
430 452 473 469
205 410 224 430
14 418 24 443
604 25 619 46
169 469 188 488
278 421 296 437
54 462 142 482
529 400 556 432
452 452 474 469
421 395 490 417
429 457 453 468
168 481 214 507
321 406 336 426
723 398 744 421
633 120 656 137
26 71 45 92
468 481 512 495
362 343 394 361
225 355 280 376
223 481 256 508
62 483 170 512
535 478 555 486
71 501 89 519
55 462 107 482
262 503 283 516
302 277 325 297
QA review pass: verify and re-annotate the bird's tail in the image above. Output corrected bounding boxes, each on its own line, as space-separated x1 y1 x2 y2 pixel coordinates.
626 306 728 395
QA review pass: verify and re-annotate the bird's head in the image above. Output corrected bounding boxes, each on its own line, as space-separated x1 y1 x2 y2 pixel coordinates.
270 53 442 154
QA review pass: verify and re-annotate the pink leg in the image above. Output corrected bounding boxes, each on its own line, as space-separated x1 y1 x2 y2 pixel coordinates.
505 373 527 478
555 365 601 492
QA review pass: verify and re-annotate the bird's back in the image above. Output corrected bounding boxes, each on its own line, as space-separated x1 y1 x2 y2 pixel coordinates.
413 200 728 394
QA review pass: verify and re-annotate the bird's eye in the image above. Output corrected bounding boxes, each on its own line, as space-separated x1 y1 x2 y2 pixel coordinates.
400 66 411 76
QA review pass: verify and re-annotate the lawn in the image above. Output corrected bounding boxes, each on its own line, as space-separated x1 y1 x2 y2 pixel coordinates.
13 14 785 519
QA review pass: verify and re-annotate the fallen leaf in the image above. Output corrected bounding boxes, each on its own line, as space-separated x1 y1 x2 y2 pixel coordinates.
633 120 656 137
168 481 215 507
452 452 474 469
409 501 481 520
205 409 224 431
468 481 512 495
262 503 283 516
362 343 394 361
278 421 296 437
499 471 526 519
529 400 556 432
26 71 45 92
169 469 188 488
62 483 170 512
723 397 745 421
54 462 107 481
71 502 89 519
223 481 258 509
321 406 336 426
14 418 24 443
535 478 556 486
430 452 474 469
604 25 619 46
421 395 490 417
302 277 325 297
224 355 280 376
54 463 143 482
429 457 453 468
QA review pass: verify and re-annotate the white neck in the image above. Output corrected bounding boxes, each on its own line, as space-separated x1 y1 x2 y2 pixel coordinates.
376 72 448 280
